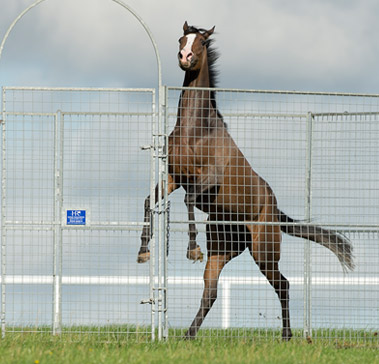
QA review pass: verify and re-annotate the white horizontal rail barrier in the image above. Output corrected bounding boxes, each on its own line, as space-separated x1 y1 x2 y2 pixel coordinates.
1 275 376 329
1 275 376 285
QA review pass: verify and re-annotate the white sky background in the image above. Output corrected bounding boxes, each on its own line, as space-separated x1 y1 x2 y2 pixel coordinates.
1 0 379 92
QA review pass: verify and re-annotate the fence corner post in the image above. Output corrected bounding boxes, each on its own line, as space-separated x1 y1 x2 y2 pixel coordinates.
303 111 314 340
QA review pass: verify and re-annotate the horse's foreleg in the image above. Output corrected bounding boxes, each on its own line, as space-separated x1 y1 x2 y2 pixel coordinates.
185 253 231 338
138 175 178 263
137 193 154 263
184 192 203 262
183 173 220 262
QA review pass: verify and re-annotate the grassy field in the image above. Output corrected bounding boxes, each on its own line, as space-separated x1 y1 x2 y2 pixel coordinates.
0 329 377 364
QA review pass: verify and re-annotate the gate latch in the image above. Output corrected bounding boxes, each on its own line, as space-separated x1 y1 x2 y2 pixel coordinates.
140 145 153 150
140 298 154 305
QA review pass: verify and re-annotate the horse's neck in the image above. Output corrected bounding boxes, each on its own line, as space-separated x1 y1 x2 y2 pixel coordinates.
181 79 211 107
178 59 214 128
183 61 210 88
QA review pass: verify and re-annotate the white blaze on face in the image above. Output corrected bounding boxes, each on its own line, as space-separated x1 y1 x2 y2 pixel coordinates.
181 34 196 61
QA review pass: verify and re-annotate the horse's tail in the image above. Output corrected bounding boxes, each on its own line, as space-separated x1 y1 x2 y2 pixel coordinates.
277 209 355 272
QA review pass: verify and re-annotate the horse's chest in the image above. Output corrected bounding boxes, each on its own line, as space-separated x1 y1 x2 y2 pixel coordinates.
168 137 203 179
170 144 196 176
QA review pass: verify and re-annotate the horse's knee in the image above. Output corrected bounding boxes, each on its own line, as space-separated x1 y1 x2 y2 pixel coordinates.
255 261 289 295
251 249 279 269
272 274 290 300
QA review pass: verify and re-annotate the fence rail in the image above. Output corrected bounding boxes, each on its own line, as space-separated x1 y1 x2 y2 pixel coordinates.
2 275 378 332
3 275 378 286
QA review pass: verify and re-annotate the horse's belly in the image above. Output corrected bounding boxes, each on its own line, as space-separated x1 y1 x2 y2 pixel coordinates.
210 177 268 219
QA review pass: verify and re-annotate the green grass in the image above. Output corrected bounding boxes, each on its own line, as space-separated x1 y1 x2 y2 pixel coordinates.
0 329 377 364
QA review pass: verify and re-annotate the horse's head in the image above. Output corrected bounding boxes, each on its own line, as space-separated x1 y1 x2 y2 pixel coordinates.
178 21 215 71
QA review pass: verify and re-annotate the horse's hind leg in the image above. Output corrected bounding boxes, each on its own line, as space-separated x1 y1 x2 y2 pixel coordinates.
248 223 292 341
185 252 232 338
185 222 237 338
257 260 292 341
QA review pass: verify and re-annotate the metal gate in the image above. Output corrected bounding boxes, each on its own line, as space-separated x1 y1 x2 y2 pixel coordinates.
1 86 160 339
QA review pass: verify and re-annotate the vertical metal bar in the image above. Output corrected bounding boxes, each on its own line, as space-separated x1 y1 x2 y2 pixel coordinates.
52 110 63 335
221 281 231 329
1 87 6 337
162 86 169 339
156 85 166 341
52 111 59 335
304 111 313 339
149 90 156 341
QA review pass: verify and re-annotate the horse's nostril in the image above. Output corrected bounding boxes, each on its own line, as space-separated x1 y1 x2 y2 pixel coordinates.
187 52 193 60
179 52 183 59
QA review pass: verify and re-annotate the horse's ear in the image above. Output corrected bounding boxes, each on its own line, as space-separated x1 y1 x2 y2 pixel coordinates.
203 26 215 39
183 21 189 33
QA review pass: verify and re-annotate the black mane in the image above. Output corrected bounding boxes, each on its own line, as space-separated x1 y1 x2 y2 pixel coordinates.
184 26 220 88
184 25 224 125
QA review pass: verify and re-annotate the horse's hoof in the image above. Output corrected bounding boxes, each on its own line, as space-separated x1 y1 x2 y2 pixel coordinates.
186 246 204 262
282 329 293 341
183 330 196 340
183 334 196 340
137 251 150 263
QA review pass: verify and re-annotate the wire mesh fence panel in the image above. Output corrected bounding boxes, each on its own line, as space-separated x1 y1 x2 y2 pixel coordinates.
163 87 379 343
1 87 156 340
1 86 378 343
310 111 379 343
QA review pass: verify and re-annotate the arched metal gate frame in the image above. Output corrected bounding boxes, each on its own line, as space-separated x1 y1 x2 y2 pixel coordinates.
0 0 170 341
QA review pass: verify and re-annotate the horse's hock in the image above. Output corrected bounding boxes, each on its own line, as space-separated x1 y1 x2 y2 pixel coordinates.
0 3 378 344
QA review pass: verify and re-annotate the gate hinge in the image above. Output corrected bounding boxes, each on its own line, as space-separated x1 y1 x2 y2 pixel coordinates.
140 298 154 305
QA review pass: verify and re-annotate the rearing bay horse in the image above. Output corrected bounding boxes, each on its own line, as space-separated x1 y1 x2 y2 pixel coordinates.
137 22 354 341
